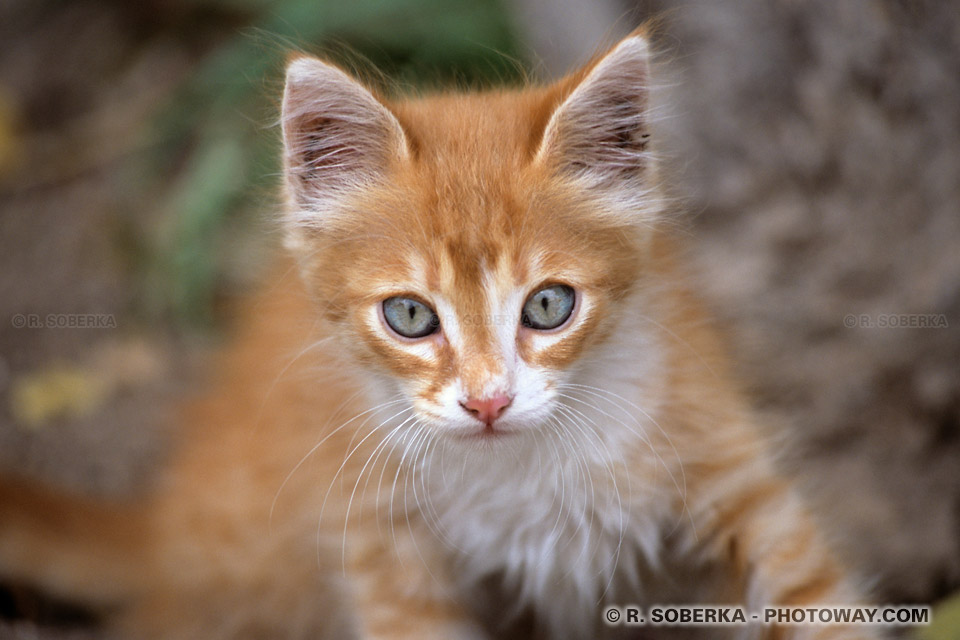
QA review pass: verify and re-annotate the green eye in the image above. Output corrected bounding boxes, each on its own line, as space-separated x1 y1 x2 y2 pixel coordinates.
382 297 440 338
522 285 575 330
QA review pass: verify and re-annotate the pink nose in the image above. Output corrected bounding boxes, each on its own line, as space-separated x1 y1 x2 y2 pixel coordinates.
461 394 512 425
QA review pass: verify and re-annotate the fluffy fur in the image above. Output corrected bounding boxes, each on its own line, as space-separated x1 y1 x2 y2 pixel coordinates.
1 29 878 640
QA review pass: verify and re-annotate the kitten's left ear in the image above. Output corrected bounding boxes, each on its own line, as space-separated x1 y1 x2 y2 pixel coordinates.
536 33 655 212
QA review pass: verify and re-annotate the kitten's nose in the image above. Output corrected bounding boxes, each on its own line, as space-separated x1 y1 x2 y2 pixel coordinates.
461 394 512 425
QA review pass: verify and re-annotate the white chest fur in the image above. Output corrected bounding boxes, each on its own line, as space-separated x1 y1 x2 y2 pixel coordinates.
420 431 673 639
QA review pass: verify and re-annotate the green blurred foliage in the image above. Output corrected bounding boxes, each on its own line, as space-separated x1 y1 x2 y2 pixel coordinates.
919 591 960 640
143 0 525 328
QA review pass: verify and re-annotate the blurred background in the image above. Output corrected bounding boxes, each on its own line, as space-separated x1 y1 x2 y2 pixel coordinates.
0 0 958 637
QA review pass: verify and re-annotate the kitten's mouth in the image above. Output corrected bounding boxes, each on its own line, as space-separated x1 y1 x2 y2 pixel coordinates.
457 425 516 440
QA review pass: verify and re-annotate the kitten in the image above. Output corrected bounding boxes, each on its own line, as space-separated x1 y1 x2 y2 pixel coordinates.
0 28 878 640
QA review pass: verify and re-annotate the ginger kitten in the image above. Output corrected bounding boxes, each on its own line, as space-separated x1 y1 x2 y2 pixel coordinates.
0 29 879 640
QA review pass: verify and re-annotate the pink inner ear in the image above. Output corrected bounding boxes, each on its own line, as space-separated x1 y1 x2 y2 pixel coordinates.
537 36 652 183
281 58 408 214
298 116 357 171
287 112 376 203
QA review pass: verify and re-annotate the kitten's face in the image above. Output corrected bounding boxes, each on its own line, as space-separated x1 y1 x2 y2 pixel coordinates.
282 35 657 440
308 163 641 439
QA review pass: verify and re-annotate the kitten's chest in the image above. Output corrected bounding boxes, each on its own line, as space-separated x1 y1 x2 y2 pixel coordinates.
422 451 670 637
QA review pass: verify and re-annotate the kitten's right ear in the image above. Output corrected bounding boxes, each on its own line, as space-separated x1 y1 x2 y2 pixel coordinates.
281 57 408 227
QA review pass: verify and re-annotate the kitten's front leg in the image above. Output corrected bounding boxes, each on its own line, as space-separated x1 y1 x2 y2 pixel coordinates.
694 459 883 640
344 523 484 640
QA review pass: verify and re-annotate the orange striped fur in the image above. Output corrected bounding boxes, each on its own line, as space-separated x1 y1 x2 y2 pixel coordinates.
0 29 880 639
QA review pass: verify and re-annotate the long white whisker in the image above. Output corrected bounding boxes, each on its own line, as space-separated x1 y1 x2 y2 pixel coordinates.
543 416 578 556
636 313 719 379
252 325 325 433
402 425 447 586
559 384 694 540
270 395 405 528
388 423 429 564
374 420 415 542
550 409 600 578
341 414 418 571
316 405 414 569
554 402 628 602
414 429 462 551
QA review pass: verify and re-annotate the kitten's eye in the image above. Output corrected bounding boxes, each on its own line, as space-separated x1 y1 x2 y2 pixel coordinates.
521 285 575 330
382 297 440 339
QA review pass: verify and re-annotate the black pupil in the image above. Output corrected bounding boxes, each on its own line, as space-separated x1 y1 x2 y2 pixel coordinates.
408 303 417 319
540 296 549 311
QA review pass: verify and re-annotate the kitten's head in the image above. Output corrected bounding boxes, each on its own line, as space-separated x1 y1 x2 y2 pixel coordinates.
281 32 663 440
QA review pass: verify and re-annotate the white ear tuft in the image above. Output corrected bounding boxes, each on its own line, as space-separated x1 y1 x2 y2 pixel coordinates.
536 35 656 213
281 57 408 229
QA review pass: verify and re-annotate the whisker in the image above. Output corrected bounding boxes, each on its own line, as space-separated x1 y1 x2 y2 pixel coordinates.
387 423 430 565
251 325 326 434
315 405 414 570
554 402 628 602
552 413 595 574
636 313 719 379
270 395 405 529
542 417 578 557
559 384 695 540
414 429 464 552
401 425 448 587
553 405 622 583
374 419 415 542
341 415 417 571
